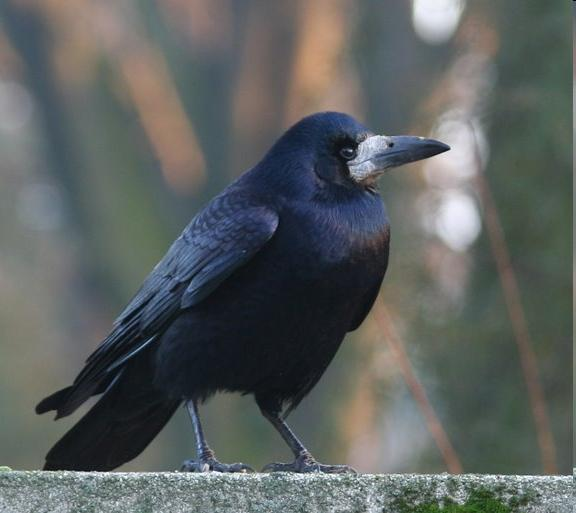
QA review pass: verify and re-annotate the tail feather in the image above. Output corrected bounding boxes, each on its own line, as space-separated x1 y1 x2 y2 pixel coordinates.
36 386 73 415
41 352 180 471
43 394 179 471
36 372 120 419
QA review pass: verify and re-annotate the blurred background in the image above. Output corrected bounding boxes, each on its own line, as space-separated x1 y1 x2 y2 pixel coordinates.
0 0 571 474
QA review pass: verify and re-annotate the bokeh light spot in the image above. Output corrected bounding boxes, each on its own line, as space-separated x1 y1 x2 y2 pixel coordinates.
411 0 466 45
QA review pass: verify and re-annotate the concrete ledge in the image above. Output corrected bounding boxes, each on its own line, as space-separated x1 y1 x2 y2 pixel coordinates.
0 470 572 513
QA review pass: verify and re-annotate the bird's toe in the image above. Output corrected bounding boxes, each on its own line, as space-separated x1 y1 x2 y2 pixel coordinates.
316 463 357 474
262 453 355 474
261 461 300 473
180 457 253 473
213 461 254 473
180 459 210 472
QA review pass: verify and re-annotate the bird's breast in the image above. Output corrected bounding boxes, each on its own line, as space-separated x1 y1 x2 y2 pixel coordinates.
254 196 390 312
283 195 389 265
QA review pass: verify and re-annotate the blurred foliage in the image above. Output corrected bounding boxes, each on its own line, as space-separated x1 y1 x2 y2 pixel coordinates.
0 0 570 474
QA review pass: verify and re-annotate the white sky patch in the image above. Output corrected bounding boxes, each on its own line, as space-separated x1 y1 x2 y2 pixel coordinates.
434 190 481 252
411 0 466 45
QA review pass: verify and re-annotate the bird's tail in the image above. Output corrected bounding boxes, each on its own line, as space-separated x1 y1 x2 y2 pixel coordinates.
40 353 180 471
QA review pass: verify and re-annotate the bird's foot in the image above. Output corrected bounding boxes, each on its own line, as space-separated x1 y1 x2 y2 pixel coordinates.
262 452 356 474
181 457 253 473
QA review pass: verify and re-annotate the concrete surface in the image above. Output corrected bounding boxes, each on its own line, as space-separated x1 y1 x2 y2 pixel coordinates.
0 470 572 513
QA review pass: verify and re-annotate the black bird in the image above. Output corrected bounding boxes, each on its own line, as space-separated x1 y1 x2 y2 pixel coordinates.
36 112 449 473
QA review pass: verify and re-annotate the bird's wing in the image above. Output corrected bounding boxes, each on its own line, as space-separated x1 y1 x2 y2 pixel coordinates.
52 192 278 416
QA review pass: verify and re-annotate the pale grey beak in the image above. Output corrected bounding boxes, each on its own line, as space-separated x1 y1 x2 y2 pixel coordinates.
348 135 450 183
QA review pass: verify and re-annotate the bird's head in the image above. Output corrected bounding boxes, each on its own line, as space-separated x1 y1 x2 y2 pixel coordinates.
260 112 449 194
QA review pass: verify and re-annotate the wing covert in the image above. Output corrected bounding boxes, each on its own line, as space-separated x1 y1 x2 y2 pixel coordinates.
55 192 278 416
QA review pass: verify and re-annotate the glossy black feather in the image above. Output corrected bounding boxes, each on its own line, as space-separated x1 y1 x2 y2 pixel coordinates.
37 112 391 470
47 192 278 418
43 352 180 471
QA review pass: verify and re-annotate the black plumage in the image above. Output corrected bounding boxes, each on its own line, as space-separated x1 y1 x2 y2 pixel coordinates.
37 112 449 472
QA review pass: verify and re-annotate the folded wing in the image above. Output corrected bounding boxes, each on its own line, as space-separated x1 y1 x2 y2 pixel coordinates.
37 191 279 418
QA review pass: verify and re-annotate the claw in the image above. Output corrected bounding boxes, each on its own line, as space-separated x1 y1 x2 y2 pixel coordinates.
224 462 254 473
181 457 254 473
261 453 356 474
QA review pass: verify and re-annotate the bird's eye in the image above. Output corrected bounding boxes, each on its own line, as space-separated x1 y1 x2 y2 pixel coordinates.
339 146 356 160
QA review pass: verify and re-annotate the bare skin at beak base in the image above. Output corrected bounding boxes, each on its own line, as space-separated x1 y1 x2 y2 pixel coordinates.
348 134 450 183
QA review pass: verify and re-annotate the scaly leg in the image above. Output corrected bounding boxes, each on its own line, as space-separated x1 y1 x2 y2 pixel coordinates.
180 400 253 473
259 407 356 474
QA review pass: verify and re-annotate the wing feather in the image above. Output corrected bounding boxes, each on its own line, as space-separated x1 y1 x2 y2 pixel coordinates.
51 192 278 417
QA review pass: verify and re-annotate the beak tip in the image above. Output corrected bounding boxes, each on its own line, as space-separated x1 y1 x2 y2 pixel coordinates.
433 140 451 154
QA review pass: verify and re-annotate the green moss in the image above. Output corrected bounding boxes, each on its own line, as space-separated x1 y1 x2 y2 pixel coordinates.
391 488 517 513
0 467 12 472
507 488 538 509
